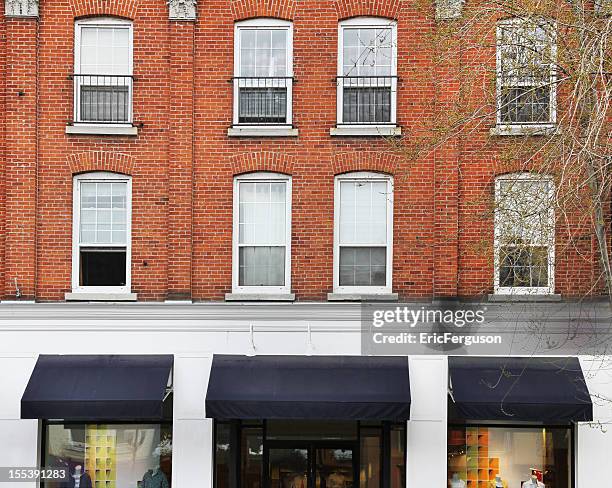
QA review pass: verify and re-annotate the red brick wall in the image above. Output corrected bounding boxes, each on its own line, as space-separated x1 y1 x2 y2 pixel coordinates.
0 0 602 301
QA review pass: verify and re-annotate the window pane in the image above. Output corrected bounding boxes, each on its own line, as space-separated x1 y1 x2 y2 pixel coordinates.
339 181 388 245
241 428 263 488
360 428 381 488
80 26 130 75
239 246 285 286
342 27 393 77
499 245 549 288
239 182 287 246
43 423 172 488
500 86 550 124
215 423 232 488
339 247 386 286
239 28 287 78
447 426 571 488
80 182 128 245
343 87 391 123
390 426 405 488
80 249 126 287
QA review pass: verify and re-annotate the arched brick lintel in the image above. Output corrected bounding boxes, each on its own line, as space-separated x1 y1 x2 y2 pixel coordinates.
231 151 295 176
230 0 296 21
332 152 399 176
71 0 138 20
333 0 401 20
67 151 135 176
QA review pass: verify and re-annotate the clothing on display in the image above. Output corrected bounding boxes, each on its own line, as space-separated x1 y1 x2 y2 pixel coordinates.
141 468 170 488
521 476 545 488
66 465 93 488
450 473 467 488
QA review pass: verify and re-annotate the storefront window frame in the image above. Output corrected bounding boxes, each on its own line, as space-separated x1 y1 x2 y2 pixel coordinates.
447 422 575 488
214 419 406 488
40 419 174 488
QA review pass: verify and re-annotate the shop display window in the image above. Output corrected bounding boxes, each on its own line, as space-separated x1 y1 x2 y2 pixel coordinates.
447 426 572 488
215 420 405 488
43 423 172 488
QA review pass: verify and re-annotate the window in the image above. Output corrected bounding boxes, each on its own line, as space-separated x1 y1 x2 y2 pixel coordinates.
494 174 555 294
497 18 556 126
448 425 572 488
43 422 172 488
73 18 133 125
215 420 405 488
233 173 292 293
72 172 132 293
336 18 398 127
334 173 393 293
232 19 293 127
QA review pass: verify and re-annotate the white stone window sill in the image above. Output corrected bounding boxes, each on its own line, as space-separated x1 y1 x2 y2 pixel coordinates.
330 125 402 137
227 126 298 137
327 293 399 302
65 292 138 302
225 293 296 302
489 124 558 136
66 124 138 136
488 293 561 302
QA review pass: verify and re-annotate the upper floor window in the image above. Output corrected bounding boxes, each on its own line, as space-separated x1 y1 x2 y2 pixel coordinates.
232 19 294 129
497 18 556 127
72 172 132 294
73 18 133 125
336 18 398 128
334 172 393 294
494 173 555 294
233 173 292 294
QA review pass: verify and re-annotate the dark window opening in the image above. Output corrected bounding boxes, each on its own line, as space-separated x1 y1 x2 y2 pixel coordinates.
342 87 391 124
500 86 550 124
80 248 126 287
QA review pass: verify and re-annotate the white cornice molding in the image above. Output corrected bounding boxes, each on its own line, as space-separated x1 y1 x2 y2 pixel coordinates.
5 0 38 17
168 0 197 20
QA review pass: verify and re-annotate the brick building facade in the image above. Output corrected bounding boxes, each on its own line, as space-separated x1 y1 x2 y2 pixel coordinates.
0 0 604 303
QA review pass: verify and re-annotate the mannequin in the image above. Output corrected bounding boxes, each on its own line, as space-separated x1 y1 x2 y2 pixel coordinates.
450 473 466 488
492 474 506 488
521 474 545 488
68 465 92 488
141 465 169 488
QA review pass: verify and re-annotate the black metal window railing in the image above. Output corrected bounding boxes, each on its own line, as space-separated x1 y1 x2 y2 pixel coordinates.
337 75 397 125
233 77 293 125
72 74 133 124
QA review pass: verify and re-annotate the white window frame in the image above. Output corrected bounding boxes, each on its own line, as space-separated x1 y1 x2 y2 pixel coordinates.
232 18 294 129
336 17 398 128
71 172 132 294
493 173 555 295
333 172 394 294
495 17 557 130
232 172 292 294
74 17 134 126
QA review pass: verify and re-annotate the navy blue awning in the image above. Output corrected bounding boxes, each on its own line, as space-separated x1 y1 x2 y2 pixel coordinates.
21 355 173 420
448 356 593 422
206 355 411 421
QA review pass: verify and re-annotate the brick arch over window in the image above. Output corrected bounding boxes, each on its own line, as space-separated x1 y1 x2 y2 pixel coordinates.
333 0 400 20
231 152 295 175
70 0 138 19
67 152 135 176
332 152 399 175
230 0 296 20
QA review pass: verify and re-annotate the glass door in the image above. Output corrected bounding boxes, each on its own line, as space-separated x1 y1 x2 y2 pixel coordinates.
268 446 310 488
315 447 354 488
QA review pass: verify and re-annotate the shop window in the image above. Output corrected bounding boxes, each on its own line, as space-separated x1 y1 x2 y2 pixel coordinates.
72 172 132 294
334 172 393 294
42 422 172 488
73 18 134 125
214 420 405 488
496 18 556 127
232 173 292 294
494 174 554 294
447 426 572 488
336 18 398 127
